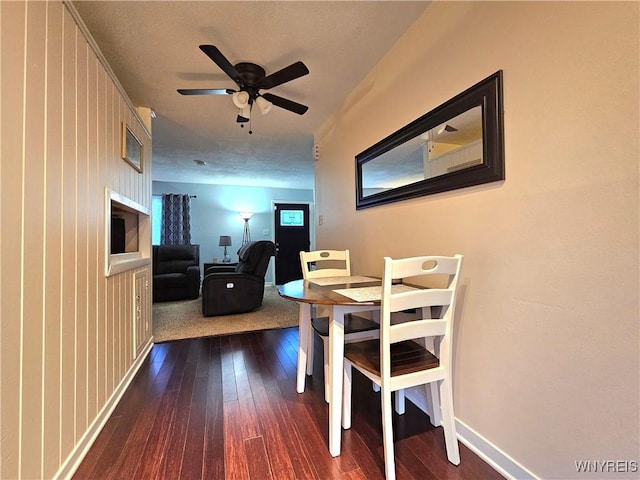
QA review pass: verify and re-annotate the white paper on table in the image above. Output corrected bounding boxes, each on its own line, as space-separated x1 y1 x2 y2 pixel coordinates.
332 284 420 302
308 275 378 286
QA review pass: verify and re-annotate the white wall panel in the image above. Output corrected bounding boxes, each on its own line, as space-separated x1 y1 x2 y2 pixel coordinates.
0 1 153 478
43 1 65 474
60 4 78 461
22 3 47 478
1 2 26 478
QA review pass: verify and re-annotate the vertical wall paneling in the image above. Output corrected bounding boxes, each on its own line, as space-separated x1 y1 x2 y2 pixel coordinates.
0 9 2 480
43 1 64 476
104 78 113 398
105 279 112 396
22 2 47 478
75 29 89 445
106 69 117 388
87 46 99 427
133 268 151 358
60 6 78 460
96 65 107 410
1 2 153 477
0 3 26 478
118 274 124 380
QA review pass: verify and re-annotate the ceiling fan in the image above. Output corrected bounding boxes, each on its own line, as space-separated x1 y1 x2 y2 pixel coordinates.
177 45 309 127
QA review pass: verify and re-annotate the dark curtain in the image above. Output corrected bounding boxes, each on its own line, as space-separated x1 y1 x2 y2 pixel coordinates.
161 194 191 245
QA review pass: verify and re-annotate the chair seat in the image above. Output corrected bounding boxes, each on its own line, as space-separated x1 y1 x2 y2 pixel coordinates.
311 314 379 337
344 339 439 378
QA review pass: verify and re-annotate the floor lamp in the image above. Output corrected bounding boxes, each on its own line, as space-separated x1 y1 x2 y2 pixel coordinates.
239 212 253 245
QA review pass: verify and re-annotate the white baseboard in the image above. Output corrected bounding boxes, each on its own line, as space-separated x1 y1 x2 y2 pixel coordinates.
456 418 538 480
405 388 538 480
54 338 154 480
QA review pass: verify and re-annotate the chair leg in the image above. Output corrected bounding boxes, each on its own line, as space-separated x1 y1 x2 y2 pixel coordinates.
342 361 352 429
426 381 442 427
380 386 396 480
394 389 405 415
306 325 314 376
296 304 310 394
323 337 330 403
438 378 460 465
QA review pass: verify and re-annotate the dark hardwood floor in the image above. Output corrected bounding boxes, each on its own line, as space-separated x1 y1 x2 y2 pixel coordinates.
74 327 503 479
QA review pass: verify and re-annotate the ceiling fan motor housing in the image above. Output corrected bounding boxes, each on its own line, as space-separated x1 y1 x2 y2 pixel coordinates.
235 62 266 99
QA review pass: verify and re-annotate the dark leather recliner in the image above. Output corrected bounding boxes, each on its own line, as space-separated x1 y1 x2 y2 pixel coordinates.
153 244 201 302
202 240 276 316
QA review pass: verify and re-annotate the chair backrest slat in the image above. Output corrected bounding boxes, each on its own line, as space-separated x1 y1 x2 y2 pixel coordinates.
387 289 453 312
389 255 461 279
389 319 447 344
300 250 351 279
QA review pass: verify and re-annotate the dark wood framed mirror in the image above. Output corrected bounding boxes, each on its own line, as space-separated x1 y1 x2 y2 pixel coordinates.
356 71 504 209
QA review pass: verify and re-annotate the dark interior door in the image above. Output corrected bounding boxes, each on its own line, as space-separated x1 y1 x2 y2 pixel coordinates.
274 203 310 284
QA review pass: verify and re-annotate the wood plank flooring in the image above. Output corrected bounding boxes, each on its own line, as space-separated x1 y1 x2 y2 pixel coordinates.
74 327 503 479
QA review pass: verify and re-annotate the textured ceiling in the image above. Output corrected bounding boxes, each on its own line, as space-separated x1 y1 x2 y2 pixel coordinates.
73 1 429 189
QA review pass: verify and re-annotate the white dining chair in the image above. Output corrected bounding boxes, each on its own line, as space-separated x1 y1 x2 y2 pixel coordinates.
342 254 463 480
300 250 379 402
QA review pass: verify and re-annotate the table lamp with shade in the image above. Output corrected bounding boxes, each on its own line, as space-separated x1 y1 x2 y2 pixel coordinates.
219 235 232 263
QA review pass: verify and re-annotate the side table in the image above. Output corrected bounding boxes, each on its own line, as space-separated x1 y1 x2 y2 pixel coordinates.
204 262 238 273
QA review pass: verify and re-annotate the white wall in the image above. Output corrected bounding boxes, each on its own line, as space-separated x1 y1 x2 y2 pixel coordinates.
153 181 313 283
314 2 639 479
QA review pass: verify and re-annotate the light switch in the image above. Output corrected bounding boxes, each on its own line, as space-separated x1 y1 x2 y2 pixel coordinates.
263 228 269 235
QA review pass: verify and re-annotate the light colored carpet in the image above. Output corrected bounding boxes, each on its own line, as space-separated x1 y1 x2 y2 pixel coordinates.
153 286 299 343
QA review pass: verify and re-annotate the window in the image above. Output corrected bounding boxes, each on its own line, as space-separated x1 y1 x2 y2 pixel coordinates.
280 209 304 227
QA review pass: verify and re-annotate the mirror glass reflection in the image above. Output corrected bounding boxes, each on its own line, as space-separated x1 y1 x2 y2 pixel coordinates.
361 106 483 196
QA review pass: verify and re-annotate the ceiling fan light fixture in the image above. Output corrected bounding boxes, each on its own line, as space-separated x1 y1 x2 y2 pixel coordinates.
255 96 273 115
232 90 250 109
237 106 251 123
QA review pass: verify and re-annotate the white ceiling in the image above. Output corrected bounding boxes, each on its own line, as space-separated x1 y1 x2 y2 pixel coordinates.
73 1 428 189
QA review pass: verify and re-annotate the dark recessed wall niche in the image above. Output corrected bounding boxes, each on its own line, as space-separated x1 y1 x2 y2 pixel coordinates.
111 204 139 254
105 188 151 276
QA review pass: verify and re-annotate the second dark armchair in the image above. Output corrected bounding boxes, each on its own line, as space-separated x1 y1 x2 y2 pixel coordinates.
202 240 276 316
153 244 201 302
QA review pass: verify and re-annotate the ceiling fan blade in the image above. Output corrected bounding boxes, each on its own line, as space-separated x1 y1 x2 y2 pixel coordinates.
258 61 309 90
262 93 308 115
199 45 242 85
177 88 234 96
